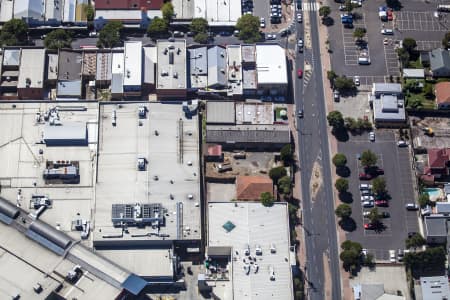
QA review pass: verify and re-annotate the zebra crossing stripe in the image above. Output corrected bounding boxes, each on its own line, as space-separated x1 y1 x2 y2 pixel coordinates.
302 2 319 11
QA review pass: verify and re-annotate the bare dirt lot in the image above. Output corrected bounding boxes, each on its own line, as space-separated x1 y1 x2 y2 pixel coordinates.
411 117 450 149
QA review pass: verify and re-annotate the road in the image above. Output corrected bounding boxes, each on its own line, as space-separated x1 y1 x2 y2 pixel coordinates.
295 0 342 299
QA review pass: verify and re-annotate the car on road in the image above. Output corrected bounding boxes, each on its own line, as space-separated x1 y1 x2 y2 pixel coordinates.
362 200 374 208
397 249 404 262
333 90 340 102
360 183 372 190
297 68 303 78
364 223 376 230
389 250 396 263
298 38 304 52
397 140 408 147
298 109 304 118
297 13 302 23
381 28 394 35
354 76 360 86
260 17 266 28
265 34 277 40
88 31 98 37
375 200 389 207
406 203 419 210
359 173 372 180
361 195 375 201
369 131 375 142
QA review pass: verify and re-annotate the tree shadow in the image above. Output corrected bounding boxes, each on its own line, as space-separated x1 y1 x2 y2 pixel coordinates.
322 17 334 26
374 222 387 233
336 166 351 178
339 217 356 232
387 0 403 11
333 127 349 142
339 191 353 203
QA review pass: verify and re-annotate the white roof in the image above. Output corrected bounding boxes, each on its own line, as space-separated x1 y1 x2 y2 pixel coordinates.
18 49 45 89
208 202 294 300
123 41 142 86
111 52 124 74
13 0 44 20
256 45 288 85
95 9 143 21
194 0 241 25
0 0 14 22
63 0 75 23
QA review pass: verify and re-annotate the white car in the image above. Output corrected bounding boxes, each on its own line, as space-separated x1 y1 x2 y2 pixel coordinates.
389 250 396 263
266 34 277 40
361 195 374 201
360 183 373 190
354 76 360 86
397 140 408 147
381 28 394 35
88 31 98 37
383 38 389 45
260 17 265 28
339 5 346 11
362 200 374 208
362 248 368 257
369 131 375 142
351 0 362 7
297 13 302 23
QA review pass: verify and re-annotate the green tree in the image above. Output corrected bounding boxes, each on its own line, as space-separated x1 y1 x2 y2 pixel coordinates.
327 111 345 129
335 203 352 219
340 240 363 272
44 29 72 50
280 144 293 165
83 4 95 22
97 21 123 48
405 233 426 249
236 14 262 43
353 28 366 41
418 193 431 208
194 32 209 44
319 6 331 18
327 70 337 86
190 18 208 34
332 153 347 168
269 166 287 183
335 178 349 193
147 17 169 38
0 19 28 46
278 176 292 195
368 207 381 224
161 2 174 22
260 192 275 207
442 31 450 48
334 76 355 91
344 0 354 12
363 253 375 267
402 38 417 54
372 177 387 196
360 150 377 168
396 48 410 67
404 247 446 277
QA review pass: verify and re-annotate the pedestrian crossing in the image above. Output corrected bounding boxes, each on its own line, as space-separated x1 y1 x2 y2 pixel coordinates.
303 70 313 88
302 2 320 11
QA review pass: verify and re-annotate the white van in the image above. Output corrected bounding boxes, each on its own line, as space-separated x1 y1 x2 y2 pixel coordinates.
358 57 371 65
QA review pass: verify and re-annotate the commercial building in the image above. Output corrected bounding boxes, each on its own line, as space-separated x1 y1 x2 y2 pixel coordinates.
96 52 112 86
111 51 124 99
0 0 14 23
18 49 45 99
206 202 294 300
143 46 157 93
123 41 142 97
156 39 187 99
46 53 59 83
206 101 235 124
1 48 21 96
188 46 208 90
255 44 288 97
226 45 243 97
173 0 241 26
424 216 448 244
416 276 450 300
370 83 406 127
57 50 82 99
13 0 44 25
207 46 227 90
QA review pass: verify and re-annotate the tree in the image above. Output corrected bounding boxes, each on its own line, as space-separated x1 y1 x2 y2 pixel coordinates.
44 29 72 50
334 76 355 91
402 38 417 54
405 233 426 249
340 240 363 272
332 153 347 168
363 253 375 267
83 4 95 22
386 0 402 10
353 28 366 41
442 31 450 49
280 144 293 165
327 111 344 129
236 14 262 43
161 2 174 22
190 18 208 34
344 0 354 13
327 70 337 86
147 17 169 38
418 193 431 208
372 177 387 196
368 207 381 224
97 21 123 48
194 32 209 44
396 48 410 67
269 166 287 183
360 150 377 168
319 6 331 18
335 203 352 219
335 178 349 193
0 19 28 46
404 247 446 277
260 192 275 207
278 176 292 195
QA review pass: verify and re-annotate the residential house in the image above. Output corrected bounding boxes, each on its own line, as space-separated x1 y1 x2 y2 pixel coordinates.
429 49 450 78
236 176 273 201
421 148 450 183
424 216 448 244
435 82 450 109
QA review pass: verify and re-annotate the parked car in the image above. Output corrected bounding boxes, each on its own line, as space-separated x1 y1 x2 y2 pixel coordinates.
297 68 303 78
364 223 376 230
339 5 346 11
406 203 419 210
359 173 372 180
381 28 394 35
186 31 195 37
361 195 375 201
397 249 404 262
297 13 302 23
173 31 184 37
361 190 372 196
333 90 340 102
408 232 417 238
389 250 396 263
363 200 374 208
359 183 373 190
387 9 393 21
260 17 266 28
380 211 390 218
375 200 389 207
88 31 98 37
397 140 408 147
354 76 360 86
365 167 384 175
265 34 277 40
369 131 375 142
351 0 362 7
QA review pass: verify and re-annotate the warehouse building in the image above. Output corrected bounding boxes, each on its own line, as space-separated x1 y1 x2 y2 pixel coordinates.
255 44 288 97
156 39 187 99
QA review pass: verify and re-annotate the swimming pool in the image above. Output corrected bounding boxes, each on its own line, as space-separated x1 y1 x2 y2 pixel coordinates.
424 188 443 199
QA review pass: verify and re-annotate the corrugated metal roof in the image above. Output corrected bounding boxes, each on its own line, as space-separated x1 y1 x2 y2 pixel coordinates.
121 274 148 296
96 52 112 81
206 101 235 124
56 80 82 97
206 125 290 144
207 46 227 88
18 49 45 88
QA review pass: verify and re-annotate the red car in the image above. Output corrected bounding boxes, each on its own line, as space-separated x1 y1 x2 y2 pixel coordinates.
365 167 384 176
375 200 389 207
359 173 372 180
387 9 393 21
364 223 376 230
297 69 303 78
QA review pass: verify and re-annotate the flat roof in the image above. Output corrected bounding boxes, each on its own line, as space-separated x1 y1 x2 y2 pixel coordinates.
256 45 288 85
95 0 164 10
123 41 142 86
111 52 124 74
56 80 82 97
242 67 257 90
45 0 63 22
372 95 406 122
157 40 187 90
94 103 201 247
206 125 291 144
235 102 273 125
58 50 82 81
95 9 162 20
241 45 256 64
18 48 45 89
63 0 75 23
3 49 21 67
420 276 450 300
143 46 157 84
189 0 240 25
208 202 294 300
425 217 447 237
0 0 14 22
47 53 59 80
372 83 402 95
227 45 242 95
14 0 44 21
206 101 235 124
188 47 207 89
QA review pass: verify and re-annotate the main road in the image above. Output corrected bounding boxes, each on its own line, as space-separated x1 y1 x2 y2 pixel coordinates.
294 0 342 299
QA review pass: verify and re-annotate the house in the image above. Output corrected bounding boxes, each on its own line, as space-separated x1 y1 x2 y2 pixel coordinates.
18 49 45 100
429 49 450 77
236 176 273 201
369 83 406 127
415 276 450 300
352 283 405 300
435 82 450 109
424 216 448 244
427 148 450 175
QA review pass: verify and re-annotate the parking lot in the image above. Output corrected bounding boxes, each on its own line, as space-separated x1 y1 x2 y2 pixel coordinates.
338 131 419 260
394 11 449 32
341 13 370 66
383 40 400 77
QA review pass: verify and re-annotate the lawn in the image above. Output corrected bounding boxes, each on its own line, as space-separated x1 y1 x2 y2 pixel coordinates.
406 93 436 109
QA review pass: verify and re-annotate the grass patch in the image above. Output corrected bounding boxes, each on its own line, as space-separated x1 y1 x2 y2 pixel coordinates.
407 57 422 69
406 93 436 109
275 107 288 121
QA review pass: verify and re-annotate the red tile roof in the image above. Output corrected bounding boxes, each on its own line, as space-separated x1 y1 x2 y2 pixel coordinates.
236 176 273 201
435 82 450 106
428 148 450 169
95 0 164 10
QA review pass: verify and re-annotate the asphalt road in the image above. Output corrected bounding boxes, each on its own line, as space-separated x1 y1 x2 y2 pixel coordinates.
296 0 341 299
